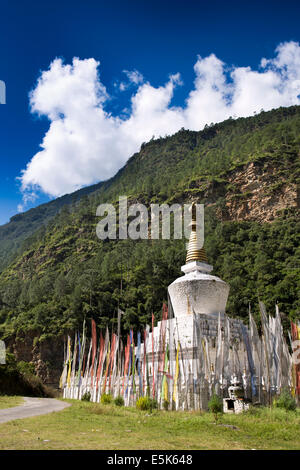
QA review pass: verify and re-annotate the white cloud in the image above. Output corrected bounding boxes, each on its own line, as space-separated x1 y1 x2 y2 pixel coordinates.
17 190 38 213
19 41 300 203
123 69 144 85
118 69 144 91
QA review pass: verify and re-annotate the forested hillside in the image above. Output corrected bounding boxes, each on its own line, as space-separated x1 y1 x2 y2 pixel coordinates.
1 105 299 273
0 181 104 272
0 106 299 352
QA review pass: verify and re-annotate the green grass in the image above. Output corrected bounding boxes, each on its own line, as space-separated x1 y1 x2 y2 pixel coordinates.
0 399 299 450
0 396 24 409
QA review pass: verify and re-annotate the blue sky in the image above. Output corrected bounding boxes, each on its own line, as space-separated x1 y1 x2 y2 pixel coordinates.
1 0 300 225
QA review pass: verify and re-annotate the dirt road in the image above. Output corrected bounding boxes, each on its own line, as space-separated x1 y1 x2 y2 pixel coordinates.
0 397 70 424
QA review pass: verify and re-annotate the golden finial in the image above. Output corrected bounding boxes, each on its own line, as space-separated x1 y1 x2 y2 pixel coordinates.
186 202 208 264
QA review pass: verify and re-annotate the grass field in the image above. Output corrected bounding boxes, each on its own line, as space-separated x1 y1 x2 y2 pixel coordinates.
0 398 299 450
0 396 24 409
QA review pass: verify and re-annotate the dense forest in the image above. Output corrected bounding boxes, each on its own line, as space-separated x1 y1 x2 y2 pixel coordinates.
0 106 299 343
0 181 105 272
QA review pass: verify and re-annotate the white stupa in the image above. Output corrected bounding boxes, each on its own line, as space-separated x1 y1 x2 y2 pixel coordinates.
168 203 230 318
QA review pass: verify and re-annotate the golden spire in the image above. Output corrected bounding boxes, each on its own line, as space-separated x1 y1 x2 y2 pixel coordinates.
186 202 208 264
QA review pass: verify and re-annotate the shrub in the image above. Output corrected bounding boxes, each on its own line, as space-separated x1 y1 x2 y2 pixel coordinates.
208 393 223 423
150 398 158 410
136 397 149 411
17 361 36 376
136 396 158 411
273 389 297 412
114 395 124 407
81 391 91 402
163 399 169 411
101 393 112 404
0 352 53 397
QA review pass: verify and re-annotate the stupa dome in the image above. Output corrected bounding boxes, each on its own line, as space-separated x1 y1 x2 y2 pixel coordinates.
168 203 229 318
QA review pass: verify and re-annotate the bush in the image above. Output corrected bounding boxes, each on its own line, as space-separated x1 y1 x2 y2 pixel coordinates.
136 397 149 410
208 393 223 423
114 395 124 406
150 398 158 410
101 393 112 404
273 389 297 412
0 352 53 397
136 396 158 411
163 399 169 411
81 391 91 402
17 361 36 376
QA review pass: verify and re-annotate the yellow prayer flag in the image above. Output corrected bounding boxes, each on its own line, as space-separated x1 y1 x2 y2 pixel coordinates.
172 342 180 403
67 336 72 387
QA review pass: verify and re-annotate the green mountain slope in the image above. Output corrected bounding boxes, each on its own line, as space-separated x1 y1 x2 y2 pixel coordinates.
2 105 299 274
0 106 299 349
0 181 105 273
